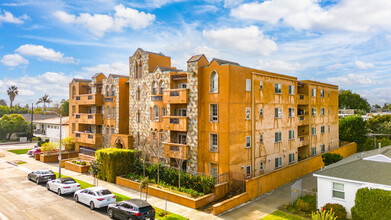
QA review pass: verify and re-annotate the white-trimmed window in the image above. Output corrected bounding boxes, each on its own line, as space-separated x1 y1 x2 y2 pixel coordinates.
260 162 264 171
321 126 325 134
289 153 295 164
312 88 316 97
275 157 282 168
312 108 316 116
210 71 218 93
311 147 317 156
107 106 111 118
312 127 316 135
210 104 218 122
112 107 116 119
259 108 263 117
289 130 295 140
260 81 263 90
275 132 282 143
159 81 164 94
289 85 295 95
321 144 325 153
210 163 218 178
111 86 115 96
320 90 325 98
152 81 158 95
332 182 345 199
210 134 218 152
246 136 251 148
154 106 159 121
321 108 325 116
259 134 263 143
246 107 251 120
289 108 295 117
275 108 282 118
111 128 115 134
106 86 110 96
246 79 251 91
275 84 282 94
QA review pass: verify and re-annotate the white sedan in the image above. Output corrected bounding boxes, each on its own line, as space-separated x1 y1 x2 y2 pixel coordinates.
46 177 81 195
74 186 116 209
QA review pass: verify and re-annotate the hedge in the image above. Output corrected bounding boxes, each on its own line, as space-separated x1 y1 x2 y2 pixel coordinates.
353 187 391 219
96 148 136 183
321 153 343 166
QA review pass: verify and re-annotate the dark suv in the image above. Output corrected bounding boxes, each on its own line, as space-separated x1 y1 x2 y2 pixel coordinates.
27 169 56 184
107 199 155 220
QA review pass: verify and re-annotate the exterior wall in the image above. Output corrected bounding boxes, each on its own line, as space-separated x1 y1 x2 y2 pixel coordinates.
45 124 67 141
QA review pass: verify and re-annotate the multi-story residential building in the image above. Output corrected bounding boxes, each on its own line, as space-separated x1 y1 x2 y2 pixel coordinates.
69 48 339 180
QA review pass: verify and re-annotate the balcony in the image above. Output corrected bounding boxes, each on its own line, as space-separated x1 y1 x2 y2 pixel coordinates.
74 132 102 145
297 115 309 126
104 118 116 127
150 121 164 130
74 94 103 106
104 96 116 103
163 89 188 104
163 116 188 131
299 136 309 147
74 113 103 125
151 95 163 102
297 94 308 105
163 142 189 160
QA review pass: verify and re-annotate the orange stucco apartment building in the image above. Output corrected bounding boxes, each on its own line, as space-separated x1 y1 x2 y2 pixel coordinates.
69 48 339 180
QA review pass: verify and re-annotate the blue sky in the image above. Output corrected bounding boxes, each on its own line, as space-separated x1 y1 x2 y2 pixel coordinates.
1 0 391 107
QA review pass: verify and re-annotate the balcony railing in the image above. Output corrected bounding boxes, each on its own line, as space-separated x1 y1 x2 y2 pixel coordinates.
151 95 163 101
73 94 103 106
104 118 116 127
163 89 188 104
163 142 189 160
299 136 309 147
73 132 102 145
297 115 309 126
163 116 188 131
74 113 103 125
297 94 308 105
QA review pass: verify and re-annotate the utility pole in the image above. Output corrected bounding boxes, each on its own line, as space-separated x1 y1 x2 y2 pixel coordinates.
30 103 34 142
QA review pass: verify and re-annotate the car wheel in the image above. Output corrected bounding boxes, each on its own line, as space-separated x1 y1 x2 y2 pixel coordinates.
58 189 62 196
36 178 40 185
74 195 79 203
90 201 95 210
108 209 114 219
46 183 50 190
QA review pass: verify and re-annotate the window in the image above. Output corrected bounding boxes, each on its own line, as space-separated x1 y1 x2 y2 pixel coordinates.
328 90 330 97
154 106 159 121
111 128 115 134
311 88 316 97
321 126 325 134
275 108 282 118
259 134 263 143
260 81 263 90
107 106 111 118
321 144 325 153
275 157 282 168
136 87 140 101
210 104 218 122
312 108 316 116
246 165 251 177
159 81 164 94
332 182 345 199
210 134 218 152
137 111 140 123
259 108 263 117
275 132 282 143
112 107 116 119
289 130 295 140
321 108 325 116
328 108 330 114
178 83 187 89
246 136 251 148
260 162 264 171
162 107 166 117
106 86 110 96
246 79 251 91
152 81 158 95
312 127 316 135
289 108 295 117
275 84 282 94
246 107 251 120
289 85 295 95
328 125 330 132
178 108 187 116
320 90 324 98
311 147 316 156
111 86 115 96
289 153 295 164
210 71 218 93
210 163 218 178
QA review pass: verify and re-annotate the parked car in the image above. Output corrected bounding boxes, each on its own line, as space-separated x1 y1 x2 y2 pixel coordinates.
46 177 81 195
27 147 41 156
107 199 155 220
74 186 116 210
27 169 56 184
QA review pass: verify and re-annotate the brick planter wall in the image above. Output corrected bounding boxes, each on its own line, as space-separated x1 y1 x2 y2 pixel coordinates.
40 152 79 163
64 161 91 173
34 153 40 160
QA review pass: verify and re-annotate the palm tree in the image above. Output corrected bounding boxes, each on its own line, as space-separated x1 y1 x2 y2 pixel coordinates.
36 94 52 110
7 86 18 108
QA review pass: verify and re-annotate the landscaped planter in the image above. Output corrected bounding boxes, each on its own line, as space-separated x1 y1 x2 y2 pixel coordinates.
40 151 79 163
34 153 40 160
116 176 216 209
60 158 78 168
65 161 90 173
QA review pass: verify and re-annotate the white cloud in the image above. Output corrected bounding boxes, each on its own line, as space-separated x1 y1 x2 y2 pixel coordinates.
53 4 155 37
257 59 301 73
326 73 376 86
0 9 29 24
203 25 278 56
326 63 344 70
82 62 128 76
223 0 243 8
355 60 374 69
193 46 221 59
128 0 187 9
15 44 75 63
1 54 29 66
231 0 391 32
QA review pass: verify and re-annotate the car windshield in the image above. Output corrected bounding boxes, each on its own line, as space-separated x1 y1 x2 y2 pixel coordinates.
96 189 112 196
41 170 53 175
139 206 154 213
64 180 76 184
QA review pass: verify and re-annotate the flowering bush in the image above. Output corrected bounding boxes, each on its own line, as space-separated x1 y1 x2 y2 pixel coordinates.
322 203 347 220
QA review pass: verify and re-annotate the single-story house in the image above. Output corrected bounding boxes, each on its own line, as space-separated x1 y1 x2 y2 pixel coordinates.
34 116 69 142
314 148 391 218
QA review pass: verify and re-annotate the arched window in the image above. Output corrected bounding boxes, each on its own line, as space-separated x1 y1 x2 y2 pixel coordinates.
150 107 153 120
111 85 115 96
154 105 159 121
112 107 116 119
159 81 164 94
210 71 218 93
72 86 76 99
107 106 111 118
136 87 140 101
106 86 110 96
162 107 166 117
152 81 158 95
139 62 143 78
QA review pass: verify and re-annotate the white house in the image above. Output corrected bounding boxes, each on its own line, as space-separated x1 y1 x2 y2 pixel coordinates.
34 116 69 142
314 149 391 219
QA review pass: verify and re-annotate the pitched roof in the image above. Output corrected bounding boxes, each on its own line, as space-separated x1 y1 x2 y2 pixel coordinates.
211 58 240 66
315 159 391 186
20 114 59 122
187 54 205 63
382 149 391 158
108 74 129 79
72 78 91 83
34 116 69 125
154 66 183 73
92 73 106 78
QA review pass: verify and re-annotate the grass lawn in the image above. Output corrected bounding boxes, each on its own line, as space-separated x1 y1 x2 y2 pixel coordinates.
8 148 31 154
261 210 308 220
53 173 187 220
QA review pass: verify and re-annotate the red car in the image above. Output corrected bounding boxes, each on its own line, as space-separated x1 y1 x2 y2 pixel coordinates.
27 147 41 156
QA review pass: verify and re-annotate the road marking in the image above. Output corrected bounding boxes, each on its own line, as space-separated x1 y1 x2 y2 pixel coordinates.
0 211 9 220
23 212 36 220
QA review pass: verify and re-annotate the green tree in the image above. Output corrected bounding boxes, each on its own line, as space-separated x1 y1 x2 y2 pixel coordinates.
7 86 19 108
0 114 30 140
0 99 6 106
339 116 368 151
338 90 370 113
61 99 69 116
36 94 52 110
373 104 381 108
367 114 391 134
382 103 390 110
33 107 43 114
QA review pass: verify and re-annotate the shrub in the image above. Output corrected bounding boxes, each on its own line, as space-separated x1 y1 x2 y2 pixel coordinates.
96 148 136 183
41 142 58 153
61 137 75 151
322 203 347 220
295 198 311 212
354 187 391 219
312 208 337 220
350 206 363 220
322 153 343 166
32 137 39 142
